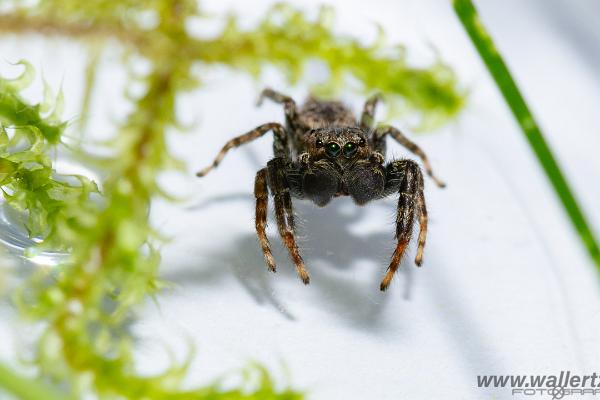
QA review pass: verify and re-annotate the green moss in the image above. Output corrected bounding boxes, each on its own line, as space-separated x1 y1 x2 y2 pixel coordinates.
0 62 96 242
195 4 465 130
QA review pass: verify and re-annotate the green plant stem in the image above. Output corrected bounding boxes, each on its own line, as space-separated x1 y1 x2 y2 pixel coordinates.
76 45 101 139
452 0 600 270
0 362 67 400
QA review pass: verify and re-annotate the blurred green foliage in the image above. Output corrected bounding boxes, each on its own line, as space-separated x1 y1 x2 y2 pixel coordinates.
200 5 465 130
0 1 465 399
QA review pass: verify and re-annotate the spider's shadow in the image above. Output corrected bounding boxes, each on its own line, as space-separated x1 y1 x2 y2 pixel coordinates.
169 193 414 330
172 191 509 383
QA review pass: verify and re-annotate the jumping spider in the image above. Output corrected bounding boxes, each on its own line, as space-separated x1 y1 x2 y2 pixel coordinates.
196 89 445 291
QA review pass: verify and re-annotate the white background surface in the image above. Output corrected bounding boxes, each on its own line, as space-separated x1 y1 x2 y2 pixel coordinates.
1 0 600 399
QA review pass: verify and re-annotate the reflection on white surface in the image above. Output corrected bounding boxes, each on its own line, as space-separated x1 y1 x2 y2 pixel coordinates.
0 201 66 267
1 0 600 398
0 156 100 268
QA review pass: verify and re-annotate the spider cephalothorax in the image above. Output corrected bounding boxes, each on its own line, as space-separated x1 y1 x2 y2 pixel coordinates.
293 126 385 207
197 89 444 291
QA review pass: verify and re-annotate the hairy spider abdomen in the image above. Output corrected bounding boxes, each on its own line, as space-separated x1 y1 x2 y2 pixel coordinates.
297 98 357 130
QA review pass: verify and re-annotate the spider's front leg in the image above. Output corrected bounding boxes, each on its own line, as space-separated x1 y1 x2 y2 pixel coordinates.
254 168 276 272
267 157 310 284
380 159 428 291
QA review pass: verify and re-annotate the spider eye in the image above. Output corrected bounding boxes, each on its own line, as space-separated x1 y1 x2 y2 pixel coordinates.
359 138 366 146
343 142 357 157
325 142 341 157
315 139 323 148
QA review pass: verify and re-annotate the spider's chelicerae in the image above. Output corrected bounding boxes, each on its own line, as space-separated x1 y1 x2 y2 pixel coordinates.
197 89 445 291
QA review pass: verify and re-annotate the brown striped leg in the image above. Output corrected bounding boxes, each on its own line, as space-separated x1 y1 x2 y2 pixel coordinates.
414 190 428 266
374 125 446 188
254 168 276 272
257 88 299 128
360 93 382 130
380 160 425 291
196 122 289 177
267 158 310 284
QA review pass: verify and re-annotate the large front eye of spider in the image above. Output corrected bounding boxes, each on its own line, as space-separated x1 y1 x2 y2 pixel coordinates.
343 142 358 157
325 142 341 157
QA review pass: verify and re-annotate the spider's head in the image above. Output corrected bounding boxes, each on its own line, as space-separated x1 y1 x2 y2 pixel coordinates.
306 126 370 165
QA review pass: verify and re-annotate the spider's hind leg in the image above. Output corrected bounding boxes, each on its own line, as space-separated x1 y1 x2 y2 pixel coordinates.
380 159 428 291
258 88 300 129
267 157 310 284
